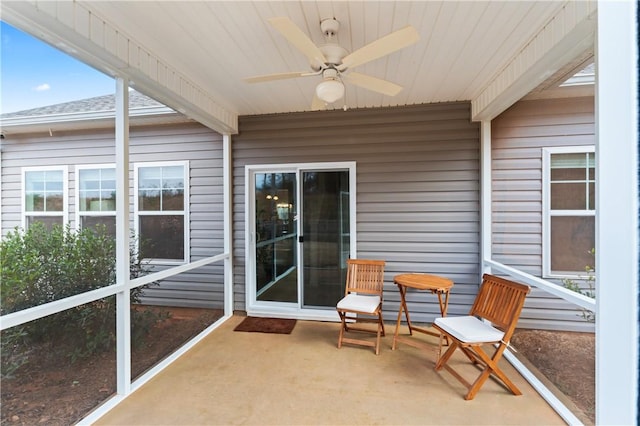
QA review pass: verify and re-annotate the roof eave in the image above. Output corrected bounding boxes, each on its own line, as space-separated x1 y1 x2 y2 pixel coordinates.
0 106 190 137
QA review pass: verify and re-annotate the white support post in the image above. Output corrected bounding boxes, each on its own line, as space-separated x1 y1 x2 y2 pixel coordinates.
115 78 131 395
0 139 3 234
595 2 639 424
223 134 234 316
480 120 492 278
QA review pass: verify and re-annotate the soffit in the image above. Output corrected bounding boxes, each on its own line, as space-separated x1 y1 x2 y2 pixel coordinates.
82 1 566 116
3 1 594 129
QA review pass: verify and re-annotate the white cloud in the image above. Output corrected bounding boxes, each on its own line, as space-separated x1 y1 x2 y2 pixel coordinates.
33 83 51 92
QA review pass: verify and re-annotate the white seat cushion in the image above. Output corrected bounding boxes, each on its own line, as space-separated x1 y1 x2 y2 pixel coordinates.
337 294 381 314
434 316 504 343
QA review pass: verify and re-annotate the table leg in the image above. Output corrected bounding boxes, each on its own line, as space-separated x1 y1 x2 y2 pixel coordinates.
392 285 412 350
435 289 451 346
436 290 450 317
403 291 413 335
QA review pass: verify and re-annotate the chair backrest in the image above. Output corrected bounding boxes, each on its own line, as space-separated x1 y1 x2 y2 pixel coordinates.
344 259 385 297
470 274 530 338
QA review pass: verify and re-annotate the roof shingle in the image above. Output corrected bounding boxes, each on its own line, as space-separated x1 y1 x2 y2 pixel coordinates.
1 90 165 119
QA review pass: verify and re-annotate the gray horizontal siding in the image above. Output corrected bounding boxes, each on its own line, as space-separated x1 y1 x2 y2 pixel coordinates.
3 97 598 330
1 123 225 309
492 96 595 332
234 103 481 322
142 265 225 309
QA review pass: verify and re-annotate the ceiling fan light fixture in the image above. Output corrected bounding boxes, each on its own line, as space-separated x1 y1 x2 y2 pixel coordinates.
316 78 344 103
249 17 418 110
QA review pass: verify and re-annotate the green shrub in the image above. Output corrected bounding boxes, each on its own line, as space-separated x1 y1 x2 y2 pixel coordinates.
0 327 30 379
562 248 596 323
1 223 117 314
0 223 165 377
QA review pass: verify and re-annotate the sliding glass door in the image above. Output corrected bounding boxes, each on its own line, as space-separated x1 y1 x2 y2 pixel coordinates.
254 172 298 303
301 170 350 307
248 163 355 318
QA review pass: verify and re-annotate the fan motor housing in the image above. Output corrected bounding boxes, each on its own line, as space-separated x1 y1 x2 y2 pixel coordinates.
320 18 340 37
320 44 348 66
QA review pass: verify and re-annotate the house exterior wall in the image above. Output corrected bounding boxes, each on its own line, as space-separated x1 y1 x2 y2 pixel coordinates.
233 102 482 322
492 96 596 331
1 98 597 329
0 123 225 309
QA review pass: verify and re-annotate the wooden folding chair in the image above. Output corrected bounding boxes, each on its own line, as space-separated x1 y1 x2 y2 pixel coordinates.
336 259 386 355
432 274 530 400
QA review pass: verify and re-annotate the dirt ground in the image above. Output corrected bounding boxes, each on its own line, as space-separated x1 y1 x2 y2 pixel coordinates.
1 307 223 426
1 314 594 426
512 329 595 425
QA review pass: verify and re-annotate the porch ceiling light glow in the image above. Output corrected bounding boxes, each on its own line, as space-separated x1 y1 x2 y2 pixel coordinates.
315 78 344 104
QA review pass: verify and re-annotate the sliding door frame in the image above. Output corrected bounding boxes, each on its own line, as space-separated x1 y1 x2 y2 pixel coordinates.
244 161 357 321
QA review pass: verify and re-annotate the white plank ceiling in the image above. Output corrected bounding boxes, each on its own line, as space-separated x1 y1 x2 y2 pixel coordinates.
0 0 596 132
78 1 574 117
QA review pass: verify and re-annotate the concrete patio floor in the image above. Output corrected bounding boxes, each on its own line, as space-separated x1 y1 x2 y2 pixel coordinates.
94 315 566 425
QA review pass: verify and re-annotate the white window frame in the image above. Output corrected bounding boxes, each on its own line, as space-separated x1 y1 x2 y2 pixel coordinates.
21 166 69 230
134 160 190 265
75 164 117 234
542 146 596 278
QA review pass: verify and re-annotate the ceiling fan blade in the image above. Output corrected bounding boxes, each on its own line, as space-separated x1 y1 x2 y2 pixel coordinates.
268 17 327 69
344 72 403 96
311 94 327 111
338 26 419 71
245 71 318 83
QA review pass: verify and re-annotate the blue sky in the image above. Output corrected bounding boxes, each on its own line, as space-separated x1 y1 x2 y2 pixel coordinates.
1 21 115 114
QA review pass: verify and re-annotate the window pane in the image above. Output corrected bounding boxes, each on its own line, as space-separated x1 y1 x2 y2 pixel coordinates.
79 169 100 190
102 180 116 191
551 183 586 210
139 167 161 189
26 216 63 230
81 216 116 239
162 189 184 210
101 168 115 182
25 170 64 212
44 170 63 185
100 192 116 211
550 167 585 181
139 166 185 211
139 190 161 211
25 193 44 211
162 166 183 180
80 190 99 211
161 166 184 210
162 177 183 189
549 152 595 212
550 216 595 273
139 215 184 260
46 193 64 211
89 196 115 211
25 171 45 191
80 168 116 212
550 153 588 169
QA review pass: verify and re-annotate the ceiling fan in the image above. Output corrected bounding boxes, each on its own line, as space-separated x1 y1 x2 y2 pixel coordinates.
245 17 419 110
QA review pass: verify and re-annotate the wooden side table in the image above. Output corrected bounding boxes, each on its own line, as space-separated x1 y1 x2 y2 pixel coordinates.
392 273 454 351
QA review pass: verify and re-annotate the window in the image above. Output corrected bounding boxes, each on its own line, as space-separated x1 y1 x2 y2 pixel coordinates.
135 162 189 263
77 165 116 238
543 147 595 277
23 167 68 229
